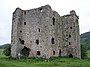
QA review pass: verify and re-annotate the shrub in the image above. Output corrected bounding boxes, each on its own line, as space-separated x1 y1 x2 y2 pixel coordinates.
3 44 11 56
81 44 87 59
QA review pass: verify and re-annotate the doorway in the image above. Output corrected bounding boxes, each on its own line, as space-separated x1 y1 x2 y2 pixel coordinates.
69 54 73 58
21 46 30 57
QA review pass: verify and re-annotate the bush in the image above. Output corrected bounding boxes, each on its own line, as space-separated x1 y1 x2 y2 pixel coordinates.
3 44 11 56
81 44 87 59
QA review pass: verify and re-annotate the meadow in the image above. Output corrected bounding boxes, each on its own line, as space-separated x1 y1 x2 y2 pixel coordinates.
0 49 90 67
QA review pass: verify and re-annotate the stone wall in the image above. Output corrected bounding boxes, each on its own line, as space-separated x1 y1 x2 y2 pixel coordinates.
11 5 81 58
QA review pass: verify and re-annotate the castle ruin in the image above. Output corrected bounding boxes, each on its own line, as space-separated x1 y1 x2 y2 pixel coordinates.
11 5 81 58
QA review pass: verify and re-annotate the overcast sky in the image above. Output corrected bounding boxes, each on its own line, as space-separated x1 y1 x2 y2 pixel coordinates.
0 0 90 45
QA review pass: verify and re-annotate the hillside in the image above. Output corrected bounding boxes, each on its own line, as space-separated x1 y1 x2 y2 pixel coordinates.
80 31 90 50
0 44 10 49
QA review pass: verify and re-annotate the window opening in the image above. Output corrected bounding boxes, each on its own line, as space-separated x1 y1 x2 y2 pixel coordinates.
70 27 72 29
20 30 22 33
24 22 26 25
36 40 39 45
40 8 42 12
38 28 40 32
37 51 40 55
53 51 55 55
69 42 71 45
69 35 71 37
51 38 54 44
21 40 24 44
24 11 26 14
53 17 55 25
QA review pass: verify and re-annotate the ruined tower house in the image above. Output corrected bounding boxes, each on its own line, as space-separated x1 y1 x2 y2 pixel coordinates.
11 5 81 58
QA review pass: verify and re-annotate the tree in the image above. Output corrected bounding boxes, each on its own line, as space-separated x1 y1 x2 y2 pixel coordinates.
3 44 11 56
81 44 87 59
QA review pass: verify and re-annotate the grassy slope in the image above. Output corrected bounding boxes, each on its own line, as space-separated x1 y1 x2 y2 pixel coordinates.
0 49 90 67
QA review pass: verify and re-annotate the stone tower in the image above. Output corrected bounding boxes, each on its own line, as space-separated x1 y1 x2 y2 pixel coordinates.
11 5 81 58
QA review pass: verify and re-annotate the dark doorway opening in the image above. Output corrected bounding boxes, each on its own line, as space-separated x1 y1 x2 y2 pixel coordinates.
69 54 73 58
59 49 61 56
21 46 30 57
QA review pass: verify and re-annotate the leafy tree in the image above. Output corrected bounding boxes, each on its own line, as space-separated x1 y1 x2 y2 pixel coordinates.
80 31 90 50
81 44 87 59
3 44 11 56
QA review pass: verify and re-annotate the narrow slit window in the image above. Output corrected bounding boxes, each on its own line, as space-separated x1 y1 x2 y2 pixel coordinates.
53 17 55 25
38 28 40 32
53 51 55 55
51 38 54 44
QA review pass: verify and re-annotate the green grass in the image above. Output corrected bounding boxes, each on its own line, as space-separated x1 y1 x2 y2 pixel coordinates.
0 49 90 67
0 49 6 57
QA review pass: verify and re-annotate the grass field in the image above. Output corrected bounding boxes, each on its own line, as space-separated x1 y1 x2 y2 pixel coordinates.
0 49 90 67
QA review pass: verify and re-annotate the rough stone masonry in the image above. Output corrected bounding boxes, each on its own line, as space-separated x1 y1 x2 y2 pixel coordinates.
11 5 81 58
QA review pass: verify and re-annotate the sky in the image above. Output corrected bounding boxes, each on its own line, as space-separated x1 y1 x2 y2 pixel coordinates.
0 0 90 45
